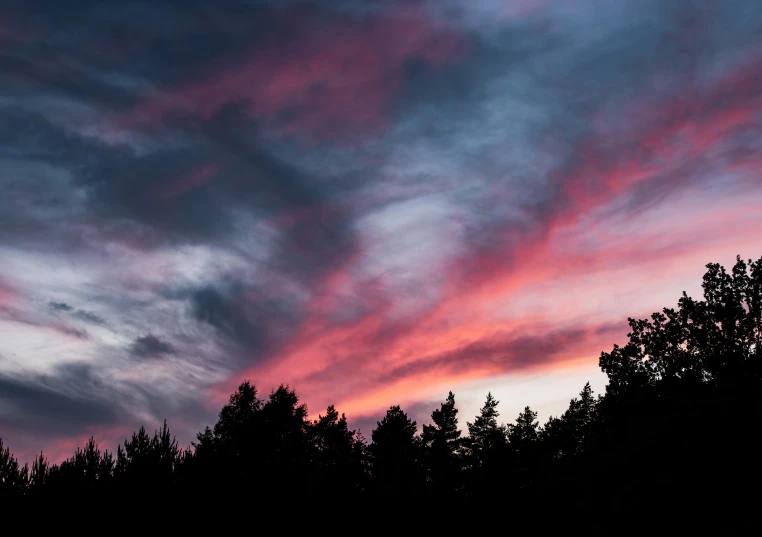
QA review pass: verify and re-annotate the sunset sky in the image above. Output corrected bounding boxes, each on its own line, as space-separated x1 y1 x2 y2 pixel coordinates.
1 0 761 463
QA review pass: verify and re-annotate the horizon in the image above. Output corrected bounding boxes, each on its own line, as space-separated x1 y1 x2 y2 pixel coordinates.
1 0 762 464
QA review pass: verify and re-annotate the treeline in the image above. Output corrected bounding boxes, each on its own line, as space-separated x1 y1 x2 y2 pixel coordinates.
1 256 761 517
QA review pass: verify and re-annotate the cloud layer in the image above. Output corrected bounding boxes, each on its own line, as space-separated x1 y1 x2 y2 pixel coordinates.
1 0 761 462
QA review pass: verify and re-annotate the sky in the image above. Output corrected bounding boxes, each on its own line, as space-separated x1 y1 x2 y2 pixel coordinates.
1 0 761 463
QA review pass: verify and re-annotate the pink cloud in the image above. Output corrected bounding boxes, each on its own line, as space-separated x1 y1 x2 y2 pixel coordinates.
0 278 15 310
443 59 762 307
209 57 762 422
119 8 466 143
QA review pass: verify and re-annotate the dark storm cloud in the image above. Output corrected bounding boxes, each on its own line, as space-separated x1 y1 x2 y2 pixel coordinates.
130 334 175 358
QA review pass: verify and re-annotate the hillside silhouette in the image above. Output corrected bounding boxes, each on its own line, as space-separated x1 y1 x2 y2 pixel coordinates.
2 255 760 523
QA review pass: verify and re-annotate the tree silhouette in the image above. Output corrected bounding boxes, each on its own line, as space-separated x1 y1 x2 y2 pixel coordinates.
28 452 49 498
199 380 263 494
464 392 508 498
152 421 180 467
542 382 598 461
258 384 312 494
466 392 507 465
600 256 762 396
421 391 462 495
35 437 114 501
0 438 27 499
507 406 539 489
369 405 422 498
213 380 262 445
120 426 152 481
310 404 367 498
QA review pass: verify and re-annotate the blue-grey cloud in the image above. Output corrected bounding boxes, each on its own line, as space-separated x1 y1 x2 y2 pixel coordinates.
0 363 118 436
74 310 107 325
185 280 303 367
129 334 175 358
48 301 73 312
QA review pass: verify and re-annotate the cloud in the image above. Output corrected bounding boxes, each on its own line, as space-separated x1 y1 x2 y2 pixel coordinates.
119 5 466 143
186 280 303 366
129 334 176 358
0 279 15 311
1 297 91 342
56 326 90 340
379 324 623 385
74 309 107 326
156 163 220 199
0 363 119 437
48 301 73 311
47 300 106 327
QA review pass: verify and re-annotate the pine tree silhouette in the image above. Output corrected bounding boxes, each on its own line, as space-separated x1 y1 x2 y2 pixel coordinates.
369 405 422 499
422 391 463 496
